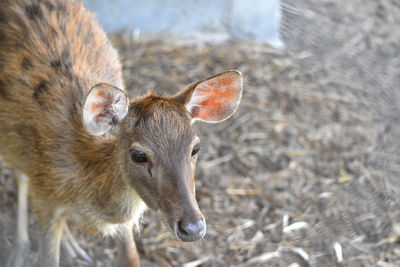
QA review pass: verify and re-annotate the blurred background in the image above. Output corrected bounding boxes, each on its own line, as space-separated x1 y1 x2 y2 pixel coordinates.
1 0 400 266
81 0 283 47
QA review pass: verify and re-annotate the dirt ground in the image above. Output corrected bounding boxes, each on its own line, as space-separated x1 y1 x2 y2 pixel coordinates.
1 0 400 266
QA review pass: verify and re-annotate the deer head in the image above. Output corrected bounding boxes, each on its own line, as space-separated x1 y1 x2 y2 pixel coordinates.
82 70 243 242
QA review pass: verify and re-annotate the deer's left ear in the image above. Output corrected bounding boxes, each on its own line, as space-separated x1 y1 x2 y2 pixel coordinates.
82 83 129 136
174 70 243 123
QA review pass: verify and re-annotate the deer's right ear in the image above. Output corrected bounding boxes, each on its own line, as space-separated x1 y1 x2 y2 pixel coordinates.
174 70 243 123
82 83 129 136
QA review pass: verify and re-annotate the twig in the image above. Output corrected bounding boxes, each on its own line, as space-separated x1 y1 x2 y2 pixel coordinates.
182 256 211 267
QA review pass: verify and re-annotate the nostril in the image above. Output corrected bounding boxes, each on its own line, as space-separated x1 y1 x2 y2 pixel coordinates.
177 220 189 236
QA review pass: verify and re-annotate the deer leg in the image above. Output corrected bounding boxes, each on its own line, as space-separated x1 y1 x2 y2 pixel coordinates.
117 227 140 267
5 171 30 267
61 223 92 263
37 209 65 267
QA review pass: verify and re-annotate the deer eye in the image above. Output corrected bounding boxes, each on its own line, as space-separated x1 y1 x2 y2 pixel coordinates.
191 143 200 157
130 150 147 163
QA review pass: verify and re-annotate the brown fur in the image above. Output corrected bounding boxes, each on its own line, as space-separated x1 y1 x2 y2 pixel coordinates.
0 0 126 227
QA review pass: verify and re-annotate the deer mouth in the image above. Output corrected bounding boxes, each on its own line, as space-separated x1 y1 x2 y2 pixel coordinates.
156 206 206 242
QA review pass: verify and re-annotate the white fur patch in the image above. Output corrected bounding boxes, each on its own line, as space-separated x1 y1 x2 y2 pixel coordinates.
102 200 147 237
65 191 147 238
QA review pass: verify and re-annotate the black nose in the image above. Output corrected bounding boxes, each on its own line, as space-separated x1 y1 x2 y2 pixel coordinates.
176 218 206 242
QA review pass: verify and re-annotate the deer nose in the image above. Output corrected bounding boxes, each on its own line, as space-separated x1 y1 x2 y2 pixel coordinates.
176 218 206 242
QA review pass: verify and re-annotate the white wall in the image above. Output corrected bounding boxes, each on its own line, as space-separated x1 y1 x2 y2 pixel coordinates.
81 0 283 47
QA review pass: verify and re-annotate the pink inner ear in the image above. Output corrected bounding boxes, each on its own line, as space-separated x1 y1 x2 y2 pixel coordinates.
89 92 114 121
191 73 240 121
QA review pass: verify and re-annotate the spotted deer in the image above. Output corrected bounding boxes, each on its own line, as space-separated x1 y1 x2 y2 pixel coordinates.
0 0 243 266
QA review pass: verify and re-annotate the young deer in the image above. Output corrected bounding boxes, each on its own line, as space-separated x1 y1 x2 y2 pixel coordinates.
0 0 243 266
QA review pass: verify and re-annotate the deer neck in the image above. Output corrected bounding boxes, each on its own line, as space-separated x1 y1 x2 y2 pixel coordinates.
76 136 145 226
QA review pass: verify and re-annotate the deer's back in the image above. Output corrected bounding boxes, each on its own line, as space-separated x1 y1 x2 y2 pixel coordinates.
0 0 123 173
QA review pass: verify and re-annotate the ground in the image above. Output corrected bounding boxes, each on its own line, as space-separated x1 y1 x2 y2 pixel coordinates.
1 0 400 266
